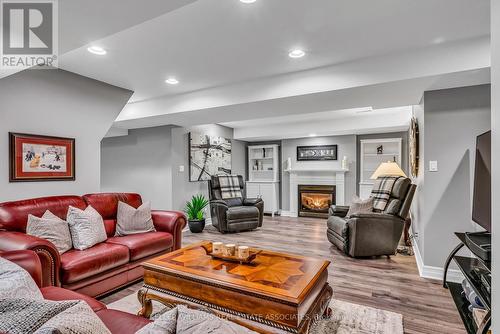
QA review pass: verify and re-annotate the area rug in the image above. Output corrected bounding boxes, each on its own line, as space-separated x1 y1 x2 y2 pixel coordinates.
107 291 403 334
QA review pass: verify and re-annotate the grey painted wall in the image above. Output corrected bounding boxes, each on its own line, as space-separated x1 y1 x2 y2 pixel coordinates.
0 69 132 202
413 84 490 268
281 135 357 211
101 126 173 210
356 131 409 195
170 124 246 211
100 124 247 213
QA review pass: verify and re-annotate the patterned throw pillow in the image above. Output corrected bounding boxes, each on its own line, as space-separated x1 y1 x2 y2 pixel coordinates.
346 196 374 218
27 210 73 254
67 205 107 250
115 201 155 236
0 257 43 300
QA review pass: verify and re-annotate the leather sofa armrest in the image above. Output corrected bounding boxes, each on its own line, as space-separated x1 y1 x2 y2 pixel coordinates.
209 200 229 232
0 250 44 288
0 231 60 287
151 211 187 250
329 205 349 218
243 198 262 206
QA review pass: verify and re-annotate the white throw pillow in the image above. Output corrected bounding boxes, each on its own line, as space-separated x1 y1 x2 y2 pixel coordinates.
115 201 155 236
0 257 43 300
346 196 374 218
27 210 73 254
67 205 107 250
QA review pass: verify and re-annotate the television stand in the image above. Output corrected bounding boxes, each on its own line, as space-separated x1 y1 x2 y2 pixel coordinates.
443 232 491 334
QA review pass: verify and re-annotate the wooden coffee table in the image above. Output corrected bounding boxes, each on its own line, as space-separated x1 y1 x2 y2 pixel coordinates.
138 241 332 334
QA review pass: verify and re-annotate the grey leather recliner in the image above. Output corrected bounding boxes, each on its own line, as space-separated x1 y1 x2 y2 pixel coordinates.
327 177 416 257
208 175 264 233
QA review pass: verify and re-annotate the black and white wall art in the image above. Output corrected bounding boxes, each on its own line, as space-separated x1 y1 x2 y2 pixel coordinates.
189 132 232 181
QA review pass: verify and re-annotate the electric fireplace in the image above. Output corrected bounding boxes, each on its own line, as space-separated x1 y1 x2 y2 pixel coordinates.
298 184 336 218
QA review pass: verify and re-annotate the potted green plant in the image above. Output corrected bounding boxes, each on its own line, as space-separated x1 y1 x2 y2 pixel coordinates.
185 194 209 233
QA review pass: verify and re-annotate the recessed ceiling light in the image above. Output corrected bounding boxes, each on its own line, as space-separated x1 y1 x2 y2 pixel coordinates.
289 49 305 58
240 0 257 3
87 46 107 55
165 77 179 85
309 133 317 137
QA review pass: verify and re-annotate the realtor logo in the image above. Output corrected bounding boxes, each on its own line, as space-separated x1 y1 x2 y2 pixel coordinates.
1 0 58 69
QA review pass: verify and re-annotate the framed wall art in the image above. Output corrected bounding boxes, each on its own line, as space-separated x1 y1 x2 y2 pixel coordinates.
189 132 231 182
297 145 338 161
9 132 75 182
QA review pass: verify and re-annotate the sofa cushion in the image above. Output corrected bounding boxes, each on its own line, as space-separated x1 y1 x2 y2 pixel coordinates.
41 286 106 312
60 243 130 284
226 206 259 222
83 193 143 220
96 309 151 334
0 195 86 232
106 232 173 261
103 219 117 237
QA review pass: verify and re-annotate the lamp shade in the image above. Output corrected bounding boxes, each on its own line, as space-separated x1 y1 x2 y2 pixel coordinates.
370 161 407 179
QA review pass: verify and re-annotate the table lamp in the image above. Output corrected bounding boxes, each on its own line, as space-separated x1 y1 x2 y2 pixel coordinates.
370 161 407 179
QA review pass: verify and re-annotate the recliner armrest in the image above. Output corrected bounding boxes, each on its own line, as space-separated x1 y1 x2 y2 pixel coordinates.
0 231 60 287
329 205 349 218
243 198 262 206
151 210 187 250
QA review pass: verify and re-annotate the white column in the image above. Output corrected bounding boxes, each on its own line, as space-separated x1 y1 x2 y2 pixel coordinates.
335 171 345 205
490 0 499 326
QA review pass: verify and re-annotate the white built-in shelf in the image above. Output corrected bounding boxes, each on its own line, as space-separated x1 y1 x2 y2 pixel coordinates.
359 138 402 199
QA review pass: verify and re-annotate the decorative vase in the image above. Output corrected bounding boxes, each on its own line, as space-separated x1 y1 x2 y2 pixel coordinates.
188 219 205 233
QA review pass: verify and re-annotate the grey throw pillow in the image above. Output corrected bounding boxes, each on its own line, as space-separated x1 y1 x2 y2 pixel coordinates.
115 201 155 236
27 210 72 254
346 196 374 218
67 205 107 250
0 257 43 300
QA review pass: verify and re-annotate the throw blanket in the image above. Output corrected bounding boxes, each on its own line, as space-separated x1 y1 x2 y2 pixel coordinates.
370 176 402 211
0 298 111 334
218 175 242 199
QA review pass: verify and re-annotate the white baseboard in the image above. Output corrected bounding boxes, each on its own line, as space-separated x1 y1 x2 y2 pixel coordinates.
279 210 297 217
412 241 464 283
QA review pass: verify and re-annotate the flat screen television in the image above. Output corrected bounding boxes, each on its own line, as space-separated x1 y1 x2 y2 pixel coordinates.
472 130 491 232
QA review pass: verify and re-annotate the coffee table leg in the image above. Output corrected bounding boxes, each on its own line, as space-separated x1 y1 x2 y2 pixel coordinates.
137 288 153 318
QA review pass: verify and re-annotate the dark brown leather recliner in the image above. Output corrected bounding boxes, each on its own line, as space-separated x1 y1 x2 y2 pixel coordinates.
327 177 416 257
208 175 264 233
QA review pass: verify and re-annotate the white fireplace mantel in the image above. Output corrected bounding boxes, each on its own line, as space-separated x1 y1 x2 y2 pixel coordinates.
283 168 348 218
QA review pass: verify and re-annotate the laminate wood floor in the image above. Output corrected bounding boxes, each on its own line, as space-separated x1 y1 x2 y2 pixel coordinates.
100 216 465 334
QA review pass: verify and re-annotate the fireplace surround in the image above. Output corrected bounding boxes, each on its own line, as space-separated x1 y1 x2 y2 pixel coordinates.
298 184 336 218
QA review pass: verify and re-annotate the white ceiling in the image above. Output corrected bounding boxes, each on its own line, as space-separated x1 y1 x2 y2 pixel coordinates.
60 0 490 104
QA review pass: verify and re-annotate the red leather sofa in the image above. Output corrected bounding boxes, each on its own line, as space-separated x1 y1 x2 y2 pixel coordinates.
0 193 186 297
0 250 152 333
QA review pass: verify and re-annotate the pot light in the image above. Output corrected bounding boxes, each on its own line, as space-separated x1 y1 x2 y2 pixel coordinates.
309 133 317 137
289 49 305 58
87 46 107 55
165 77 179 85
240 0 257 3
